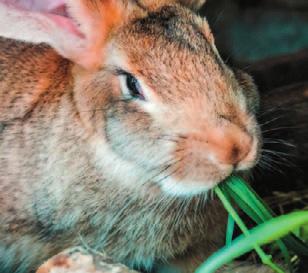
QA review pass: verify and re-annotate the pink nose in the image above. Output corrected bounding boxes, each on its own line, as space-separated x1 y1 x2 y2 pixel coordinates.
208 126 253 166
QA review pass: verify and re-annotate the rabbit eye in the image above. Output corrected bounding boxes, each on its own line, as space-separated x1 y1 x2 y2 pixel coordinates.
117 69 146 101
125 74 145 100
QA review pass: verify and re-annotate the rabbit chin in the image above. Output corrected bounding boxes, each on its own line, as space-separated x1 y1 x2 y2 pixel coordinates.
160 177 217 197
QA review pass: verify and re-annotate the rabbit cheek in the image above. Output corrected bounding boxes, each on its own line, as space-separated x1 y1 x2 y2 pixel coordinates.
104 104 165 168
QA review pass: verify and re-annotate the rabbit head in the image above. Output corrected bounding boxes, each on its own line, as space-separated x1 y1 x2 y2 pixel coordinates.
0 0 261 197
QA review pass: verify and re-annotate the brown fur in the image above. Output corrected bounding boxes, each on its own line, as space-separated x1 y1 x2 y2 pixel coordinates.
0 1 263 273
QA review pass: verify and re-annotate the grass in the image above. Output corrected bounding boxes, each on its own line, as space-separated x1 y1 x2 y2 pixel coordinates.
195 176 308 273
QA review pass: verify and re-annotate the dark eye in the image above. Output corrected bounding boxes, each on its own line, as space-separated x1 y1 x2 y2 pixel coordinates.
125 74 145 100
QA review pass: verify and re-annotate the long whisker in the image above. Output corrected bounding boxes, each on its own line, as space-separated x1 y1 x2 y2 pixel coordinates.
148 158 183 183
261 149 296 158
258 115 285 128
257 106 289 118
261 147 298 168
155 165 183 186
262 126 299 134
263 138 296 148
257 156 285 175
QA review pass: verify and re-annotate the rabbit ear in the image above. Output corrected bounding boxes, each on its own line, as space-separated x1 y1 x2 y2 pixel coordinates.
0 0 125 69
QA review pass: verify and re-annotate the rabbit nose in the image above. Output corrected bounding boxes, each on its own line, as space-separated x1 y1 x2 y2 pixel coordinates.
208 126 253 167
217 140 251 166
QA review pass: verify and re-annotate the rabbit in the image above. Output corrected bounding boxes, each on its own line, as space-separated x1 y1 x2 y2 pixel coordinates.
0 0 267 272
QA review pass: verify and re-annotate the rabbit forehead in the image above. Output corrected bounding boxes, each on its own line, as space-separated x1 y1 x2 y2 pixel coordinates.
128 5 214 50
113 5 240 106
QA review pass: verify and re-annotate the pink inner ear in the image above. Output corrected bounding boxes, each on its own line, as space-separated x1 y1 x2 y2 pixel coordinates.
45 13 84 38
1 0 64 12
1 0 83 37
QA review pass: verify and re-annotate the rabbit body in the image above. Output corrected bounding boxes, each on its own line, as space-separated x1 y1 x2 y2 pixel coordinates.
0 1 262 272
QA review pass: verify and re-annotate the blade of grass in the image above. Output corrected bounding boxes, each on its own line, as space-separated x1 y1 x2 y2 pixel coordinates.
195 211 308 273
213 186 285 273
235 178 308 256
226 214 235 246
224 176 308 256
220 179 293 271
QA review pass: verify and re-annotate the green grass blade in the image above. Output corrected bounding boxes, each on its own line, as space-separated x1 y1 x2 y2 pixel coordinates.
214 186 284 273
224 176 308 256
195 211 308 273
220 178 293 271
226 214 235 246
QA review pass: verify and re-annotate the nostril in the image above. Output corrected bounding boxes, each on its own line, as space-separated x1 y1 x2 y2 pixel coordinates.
232 136 253 164
220 136 252 166
230 145 241 164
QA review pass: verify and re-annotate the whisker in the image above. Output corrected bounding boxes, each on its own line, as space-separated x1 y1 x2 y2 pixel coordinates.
263 138 296 148
262 126 299 134
155 165 183 185
261 148 297 167
258 115 285 128
257 157 285 175
257 106 287 118
147 156 185 187
261 149 296 158
263 150 298 172
157 136 178 143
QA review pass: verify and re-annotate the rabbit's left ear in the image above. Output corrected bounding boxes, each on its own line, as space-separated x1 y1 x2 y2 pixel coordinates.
0 0 125 69
179 0 206 10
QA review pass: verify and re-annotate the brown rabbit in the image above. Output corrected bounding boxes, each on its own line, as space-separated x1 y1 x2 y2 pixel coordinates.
0 0 267 272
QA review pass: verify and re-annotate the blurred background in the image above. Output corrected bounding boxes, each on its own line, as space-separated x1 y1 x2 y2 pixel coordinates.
200 1 308 271
202 0 308 63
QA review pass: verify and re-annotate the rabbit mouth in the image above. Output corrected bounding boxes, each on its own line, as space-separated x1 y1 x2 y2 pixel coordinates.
1 0 83 37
